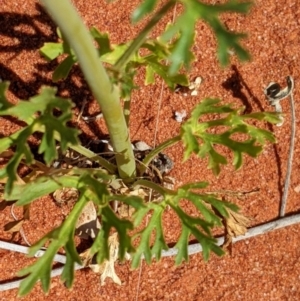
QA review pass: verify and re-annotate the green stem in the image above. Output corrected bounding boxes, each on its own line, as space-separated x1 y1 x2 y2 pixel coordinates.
114 0 176 71
133 179 176 196
139 135 181 175
70 144 117 174
0 124 117 174
40 0 136 179
51 126 117 174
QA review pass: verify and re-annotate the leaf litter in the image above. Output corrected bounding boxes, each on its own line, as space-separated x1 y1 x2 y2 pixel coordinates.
80 233 130 286
222 208 252 254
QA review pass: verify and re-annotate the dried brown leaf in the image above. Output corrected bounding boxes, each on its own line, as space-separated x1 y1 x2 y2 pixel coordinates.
0 200 14 211
0 150 15 159
226 209 251 237
23 204 30 220
222 208 252 253
79 248 94 267
4 219 24 233
75 201 101 239
222 234 233 254
83 233 126 286
99 233 121 285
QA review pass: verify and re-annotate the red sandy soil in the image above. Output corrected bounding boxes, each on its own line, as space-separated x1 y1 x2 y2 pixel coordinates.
0 0 300 300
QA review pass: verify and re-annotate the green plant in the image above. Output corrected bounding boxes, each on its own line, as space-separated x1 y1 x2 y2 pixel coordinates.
0 0 280 296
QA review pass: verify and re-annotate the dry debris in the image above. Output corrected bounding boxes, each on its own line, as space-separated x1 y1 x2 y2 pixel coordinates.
80 233 130 286
75 200 101 240
53 187 79 207
222 208 252 253
175 76 202 96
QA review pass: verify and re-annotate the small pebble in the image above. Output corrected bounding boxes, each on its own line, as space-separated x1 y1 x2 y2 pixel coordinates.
294 184 300 193
134 141 152 151
174 110 187 123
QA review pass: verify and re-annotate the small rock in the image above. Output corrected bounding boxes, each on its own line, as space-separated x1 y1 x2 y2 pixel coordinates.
189 76 202 90
174 110 187 123
134 141 152 151
294 184 300 193
99 139 114 152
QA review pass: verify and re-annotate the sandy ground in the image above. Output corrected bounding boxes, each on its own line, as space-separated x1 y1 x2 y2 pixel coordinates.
0 0 300 300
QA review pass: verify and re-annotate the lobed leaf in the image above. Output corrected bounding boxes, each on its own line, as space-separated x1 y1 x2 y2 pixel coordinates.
52 55 76 82
183 192 222 225
40 26 189 99
5 170 111 206
162 0 252 74
174 225 190 264
90 27 111 55
0 127 34 194
143 55 188 90
131 203 168 268
131 0 159 23
181 98 278 174
162 9 196 74
18 194 88 296
40 42 65 60
91 205 134 264
6 175 79 205
0 85 79 156
0 81 13 110
77 173 110 206
128 181 237 267
170 203 224 261
89 227 110 265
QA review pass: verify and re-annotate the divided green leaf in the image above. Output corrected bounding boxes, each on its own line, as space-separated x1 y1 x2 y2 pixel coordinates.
162 0 252 74
181 98 279 175
131 203 168 267
0 84 79 194
17 195 87 296
130 180 238 268
131 0 158 23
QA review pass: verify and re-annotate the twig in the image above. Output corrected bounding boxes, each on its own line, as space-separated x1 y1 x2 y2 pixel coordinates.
81 112 103 122
134 255 144 301
76 99 87 123
280 78 296 217
10 204 31 247
205 188 259 197
264 76 296 217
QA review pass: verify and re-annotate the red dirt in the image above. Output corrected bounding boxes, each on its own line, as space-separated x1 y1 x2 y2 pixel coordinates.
1 0 300 300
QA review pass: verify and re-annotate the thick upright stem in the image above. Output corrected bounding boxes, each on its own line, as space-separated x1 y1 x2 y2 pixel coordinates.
40 0 136 179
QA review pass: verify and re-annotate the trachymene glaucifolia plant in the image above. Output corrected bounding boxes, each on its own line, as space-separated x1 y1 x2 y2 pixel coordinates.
0 0 279 296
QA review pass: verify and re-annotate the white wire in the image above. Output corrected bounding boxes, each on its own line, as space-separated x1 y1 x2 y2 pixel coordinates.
0 263 84 292
1 213 300 292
